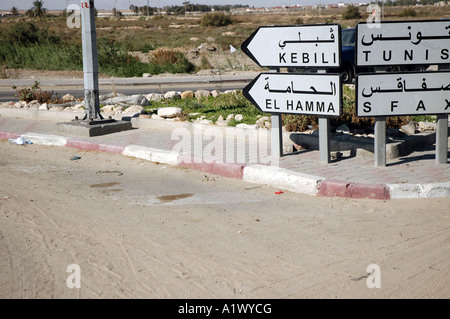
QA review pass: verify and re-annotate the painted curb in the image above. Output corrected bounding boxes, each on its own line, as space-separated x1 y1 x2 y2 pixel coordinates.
317 179 390 200
387 182 450 199
66 139 125 154
0 132 21 140
179 154 245 179
2 131 449 200
122 145 179 165
21 133 68 147
243 164 323 195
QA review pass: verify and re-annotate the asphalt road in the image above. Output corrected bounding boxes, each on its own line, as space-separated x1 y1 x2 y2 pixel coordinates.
0 82 249 103
0 73 256 103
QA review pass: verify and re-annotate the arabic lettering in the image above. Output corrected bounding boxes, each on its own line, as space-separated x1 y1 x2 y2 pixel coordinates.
279 30 336 48
264 78 337 96
361 24 450 46
361 77 450 98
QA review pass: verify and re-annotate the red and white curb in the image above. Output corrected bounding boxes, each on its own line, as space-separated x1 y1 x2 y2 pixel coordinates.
2 131 449 200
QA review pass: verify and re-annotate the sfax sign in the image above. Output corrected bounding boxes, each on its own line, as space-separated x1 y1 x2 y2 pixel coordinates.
356 20 450 66
356 71 450 117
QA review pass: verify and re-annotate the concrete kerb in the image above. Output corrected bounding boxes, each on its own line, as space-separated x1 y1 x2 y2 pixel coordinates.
243 165 324 196
1 130 449 199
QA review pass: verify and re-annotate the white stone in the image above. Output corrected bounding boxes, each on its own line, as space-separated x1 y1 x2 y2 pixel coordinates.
255 116 270 129
211 90 221 98
62 94 75 102
147 93 164 102
164 91 181 100
151 114 165 120
226 114 234 121
235 114 244 122
39 103 49 110
157 107 182 118
28 100 40 109
195 90 211 99
123 105 143 114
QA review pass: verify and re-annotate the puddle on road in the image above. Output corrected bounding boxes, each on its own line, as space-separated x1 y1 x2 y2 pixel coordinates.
90 182 120 188
157 193 194 203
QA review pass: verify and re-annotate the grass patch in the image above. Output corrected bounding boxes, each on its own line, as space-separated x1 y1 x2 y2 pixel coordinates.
144 91 267 125
0 22 195 77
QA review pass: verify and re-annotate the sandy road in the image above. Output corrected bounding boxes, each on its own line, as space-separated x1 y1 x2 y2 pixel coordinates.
0 140 449 299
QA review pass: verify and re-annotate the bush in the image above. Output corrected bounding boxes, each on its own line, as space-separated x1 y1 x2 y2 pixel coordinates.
147 48 195 75
12 81 62 104
294 17 304 25
200 12 233 27
399 8 417 17
342 5 361 20
5 22 61 46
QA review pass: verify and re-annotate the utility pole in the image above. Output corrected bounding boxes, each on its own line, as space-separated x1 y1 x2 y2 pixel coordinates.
81 0 102 120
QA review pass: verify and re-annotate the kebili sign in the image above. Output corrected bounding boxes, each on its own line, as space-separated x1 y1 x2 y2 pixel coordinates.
243 73 342 116
241 24 341 68
356 71 450 117
356 20 450 66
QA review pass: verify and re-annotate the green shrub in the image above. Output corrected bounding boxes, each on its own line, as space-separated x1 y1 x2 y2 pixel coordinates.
200 12 233 27
342 5 361 20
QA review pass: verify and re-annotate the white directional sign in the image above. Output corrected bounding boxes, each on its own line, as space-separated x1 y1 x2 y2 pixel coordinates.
356 71 450 117
243 73 342 116
356 20 450 66
241 24 341 68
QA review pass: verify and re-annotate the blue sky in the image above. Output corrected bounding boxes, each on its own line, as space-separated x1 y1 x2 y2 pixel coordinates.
1 0 341 11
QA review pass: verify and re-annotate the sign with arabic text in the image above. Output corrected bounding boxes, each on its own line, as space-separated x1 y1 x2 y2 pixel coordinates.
356 20 450 66
356 71 450 117
241 24 341 68
243 73 342 116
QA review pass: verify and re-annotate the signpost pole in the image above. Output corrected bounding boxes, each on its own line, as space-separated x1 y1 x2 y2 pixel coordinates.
374 116 386 167
436 114 448 164
317 69 330 164
270 68 283 159
81 0 102 120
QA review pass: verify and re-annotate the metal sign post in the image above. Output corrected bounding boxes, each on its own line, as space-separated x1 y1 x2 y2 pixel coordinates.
356 71 450 165
81 0 102 120
269 68 283 159
242 24 342 163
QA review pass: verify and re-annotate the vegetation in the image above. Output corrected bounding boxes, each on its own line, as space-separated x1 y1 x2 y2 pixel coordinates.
200 12 233 27
342 5 362 20
143 91 266 125
12 81 63 104
32 0 47 21
0 23 194 77
398 8 418 17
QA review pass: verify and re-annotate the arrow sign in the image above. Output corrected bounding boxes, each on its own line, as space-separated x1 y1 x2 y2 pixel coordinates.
241 24 341 68
356 20 450 66
356 71 450 117
243 73 342 116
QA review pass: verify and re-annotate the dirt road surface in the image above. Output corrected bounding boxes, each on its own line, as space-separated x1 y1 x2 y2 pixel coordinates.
0 140 449 299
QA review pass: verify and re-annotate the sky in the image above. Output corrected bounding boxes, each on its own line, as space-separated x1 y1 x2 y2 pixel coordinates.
0 0 342 11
